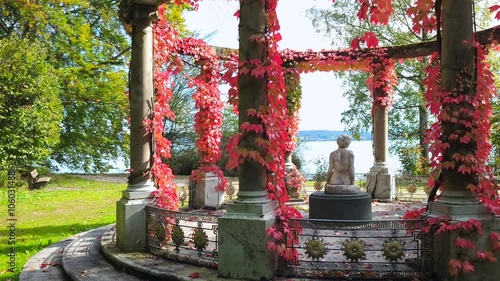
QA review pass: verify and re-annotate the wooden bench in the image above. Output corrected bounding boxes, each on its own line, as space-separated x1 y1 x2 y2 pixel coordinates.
28 169 51 190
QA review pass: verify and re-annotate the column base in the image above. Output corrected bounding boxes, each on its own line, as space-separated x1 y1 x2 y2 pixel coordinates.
234 190 272 205
365 163 395 200
428 193 494 221
116 181 156 252
218 201 278 280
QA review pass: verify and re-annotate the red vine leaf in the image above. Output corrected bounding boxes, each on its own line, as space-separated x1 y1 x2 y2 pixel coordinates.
362 32 379 48
476 251 497 262
462 261 475 273
490 5 500 20
351 37 361 50
448 258 462 276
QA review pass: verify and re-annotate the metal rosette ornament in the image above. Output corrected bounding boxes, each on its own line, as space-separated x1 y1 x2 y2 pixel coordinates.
304 237 327 261
341 238 367 262
171 225 184 252
192 228 209 254
155 222 166 242
381 238 405 263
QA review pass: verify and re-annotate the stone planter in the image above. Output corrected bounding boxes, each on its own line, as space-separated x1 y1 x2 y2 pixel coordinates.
194 172 226 209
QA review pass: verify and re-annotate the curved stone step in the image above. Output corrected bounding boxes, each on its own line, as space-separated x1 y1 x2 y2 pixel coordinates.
20 237 73 281
101 228 222 281
62 225 144 281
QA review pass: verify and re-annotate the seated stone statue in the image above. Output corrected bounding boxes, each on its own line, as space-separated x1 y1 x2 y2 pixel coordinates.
325 135 360 194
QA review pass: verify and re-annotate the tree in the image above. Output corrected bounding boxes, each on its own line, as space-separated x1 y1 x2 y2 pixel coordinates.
0 0 130 172
0 37 63 169
487 51 500 174
307 0 432 175
217 104 239 176
162 57 198 150
307 0 498 175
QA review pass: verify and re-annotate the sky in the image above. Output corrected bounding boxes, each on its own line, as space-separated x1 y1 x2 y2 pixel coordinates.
183 0 350 131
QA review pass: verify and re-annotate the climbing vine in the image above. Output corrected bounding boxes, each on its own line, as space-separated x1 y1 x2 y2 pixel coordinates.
146 0 500 273
150 4 182 210
151 3 227 209
404 43 500 275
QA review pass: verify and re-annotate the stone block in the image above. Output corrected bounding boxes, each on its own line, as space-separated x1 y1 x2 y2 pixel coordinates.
432 219 500 281
218 204 277 280
366 166 395 200
116 197 153 252
429 200 500 281
194 172 225 209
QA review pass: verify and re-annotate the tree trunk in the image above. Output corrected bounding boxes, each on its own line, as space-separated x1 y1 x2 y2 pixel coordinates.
418 101 429 167
418 55 430 170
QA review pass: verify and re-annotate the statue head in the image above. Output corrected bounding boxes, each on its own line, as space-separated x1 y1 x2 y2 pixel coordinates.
337 134 351 148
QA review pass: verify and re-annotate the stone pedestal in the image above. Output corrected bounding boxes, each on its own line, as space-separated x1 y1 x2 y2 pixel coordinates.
285 152 295 171
325 184 360 194
429 196 499 281
116 181 155 252
218 199 278 280
366 162 395 200
194 172 226 209
309 191 372 220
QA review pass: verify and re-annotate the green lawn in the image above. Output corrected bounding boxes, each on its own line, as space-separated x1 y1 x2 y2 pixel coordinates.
0 175 125 281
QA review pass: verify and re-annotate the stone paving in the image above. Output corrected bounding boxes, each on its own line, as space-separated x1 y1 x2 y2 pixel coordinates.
20 201 427 281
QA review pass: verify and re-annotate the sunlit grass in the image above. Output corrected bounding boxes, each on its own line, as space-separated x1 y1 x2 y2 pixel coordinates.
0 174 125 281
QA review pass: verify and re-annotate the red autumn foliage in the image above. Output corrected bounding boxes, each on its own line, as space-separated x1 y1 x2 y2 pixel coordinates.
406 0 437 34
149 1 500 271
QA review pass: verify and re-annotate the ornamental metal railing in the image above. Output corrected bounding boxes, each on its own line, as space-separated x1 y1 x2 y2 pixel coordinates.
146 205 220 268
277 218 433 280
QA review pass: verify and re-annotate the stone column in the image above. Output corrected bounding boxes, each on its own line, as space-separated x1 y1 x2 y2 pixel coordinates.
429 0 491 220
366 61 395 200
218 0 278 279
116 2 157 252
430 1 497 280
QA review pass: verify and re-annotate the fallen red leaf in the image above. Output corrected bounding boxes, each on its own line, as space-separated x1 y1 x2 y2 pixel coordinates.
189 272 201 278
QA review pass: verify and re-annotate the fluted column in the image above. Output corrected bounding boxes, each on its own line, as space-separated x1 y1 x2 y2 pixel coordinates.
116 2 158 252
127 5 156 186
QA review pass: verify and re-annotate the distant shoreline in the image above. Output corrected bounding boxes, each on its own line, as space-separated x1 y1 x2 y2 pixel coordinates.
298 130 372 142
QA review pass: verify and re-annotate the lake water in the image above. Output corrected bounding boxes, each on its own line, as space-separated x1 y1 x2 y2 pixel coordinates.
57 140 401 175
299 140 401 176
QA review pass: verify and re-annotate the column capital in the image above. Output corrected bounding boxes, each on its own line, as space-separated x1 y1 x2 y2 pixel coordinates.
120 0 165 28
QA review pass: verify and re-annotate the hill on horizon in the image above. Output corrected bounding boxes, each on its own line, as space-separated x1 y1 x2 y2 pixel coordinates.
298 130 372 141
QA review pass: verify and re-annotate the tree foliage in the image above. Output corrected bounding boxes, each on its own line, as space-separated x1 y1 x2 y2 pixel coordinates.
0 37 63 168
307 0 434 175
0 0 130 172
307 0 499 175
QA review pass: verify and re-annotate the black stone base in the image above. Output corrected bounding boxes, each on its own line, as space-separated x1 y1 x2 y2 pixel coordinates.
309 191 372 220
